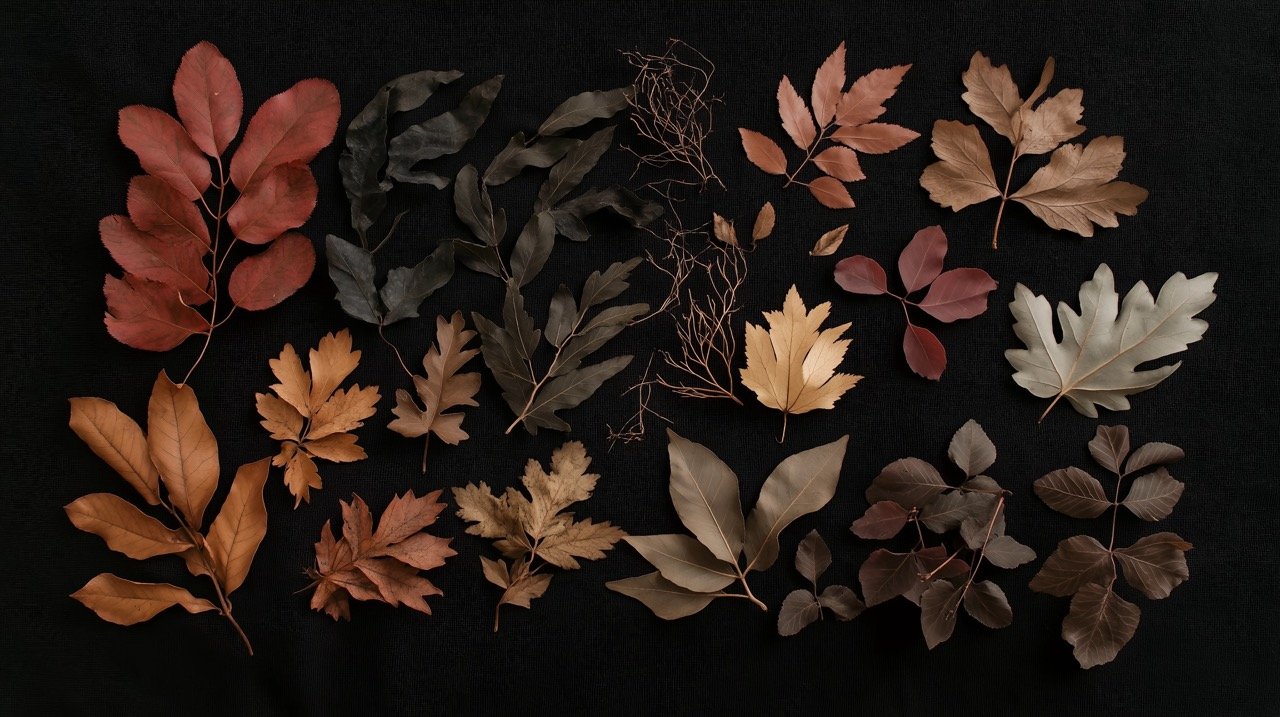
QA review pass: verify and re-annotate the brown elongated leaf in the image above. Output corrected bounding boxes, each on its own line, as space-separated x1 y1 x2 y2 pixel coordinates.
1007 265 1217 418
65 493 190 559
666 429 745 564
851 500 909 539
1114 533 1191 599
808 176 855 209
536 86 632 136
1063 583 1141 669
810 224 848 256
1121 468 1185 521
1089 424 1131 474
99 216 210 303
229 78 341 190
778 76 816 149
948 419 997 477
744 436 848 572
147 371 219 529
919 120 1001 210
387 312 481 472
623 534 737 593
226 162 318 244
1035 467 1112 518
752 202 776 241
1126 442 1185 475
832 123 918 154
963 580 1012 628
813 146 864 182
1009 136 1148 236
859 549 919 606
535 125 615 211
386 75 503 187
103 274 210 351
778 590 823 636
205 459 269 595
605 572 715 620
118 105 212 201
795 529 832 584
172 41 242 157
227 232 315 311
71 574 217 626
739 129 787 175
68 397 161 504
920 580 963 649
811 42 846 126
865 457 947 508
818 585 864 620
1029 535 1115 597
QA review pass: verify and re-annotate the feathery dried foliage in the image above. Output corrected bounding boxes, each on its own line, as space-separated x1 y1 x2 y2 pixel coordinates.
852 421 1034 648
68 372 268 653
454 442 625 630
307 491 456 620
1031 425 1189 668
255 330 380 506
778 530 864 636
621 39 724 193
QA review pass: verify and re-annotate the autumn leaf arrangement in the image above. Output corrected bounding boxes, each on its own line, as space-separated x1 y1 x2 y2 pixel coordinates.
777 531 864 636
102 41 339 381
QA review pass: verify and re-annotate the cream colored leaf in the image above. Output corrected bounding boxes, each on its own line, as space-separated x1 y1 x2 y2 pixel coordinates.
712 212 738 247
810 224 849 256
752 202 776 241
961 51 1023 140
919 120 1002 211
521 440 599 539
1007 264 1217 419
72 574 217 625
1010 136 1148 236
740 286 861 434
452 481 525 540
147 371 219 530
205 459 269 595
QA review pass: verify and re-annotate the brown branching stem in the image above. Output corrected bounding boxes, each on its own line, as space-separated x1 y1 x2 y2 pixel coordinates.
159 496 253 655
182 159 232 386
991 150 1022 249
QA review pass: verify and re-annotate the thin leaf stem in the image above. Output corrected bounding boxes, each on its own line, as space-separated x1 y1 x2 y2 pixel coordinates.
160 497 254 655
182 159 229 386
783 124 834 187
991 151 1021 249
378 324 415 379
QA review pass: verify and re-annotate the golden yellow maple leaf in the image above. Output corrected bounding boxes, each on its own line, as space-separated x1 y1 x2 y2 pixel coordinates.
741 285 861 440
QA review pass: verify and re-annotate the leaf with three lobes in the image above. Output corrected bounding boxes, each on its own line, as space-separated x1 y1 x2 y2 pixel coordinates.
387 312 481 472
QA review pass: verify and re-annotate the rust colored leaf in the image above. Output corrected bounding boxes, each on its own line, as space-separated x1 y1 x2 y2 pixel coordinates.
810 224 849 256
812 146 864 182
147 371 219 529
67 397 161 504
226 162 318 244
118 105 212 201
897 225 947 293
903 324 946 381
205 459 270 595
172 41 243 157
833 122 919 154
227 232 315 311
808 176 855 209
65 493 191 560
752 202 776 241
836 64 912 127
777 76 816 149
126 175 210 248
229 78 341 189
99 216 210 303
738 128 787 175
811 42 846 126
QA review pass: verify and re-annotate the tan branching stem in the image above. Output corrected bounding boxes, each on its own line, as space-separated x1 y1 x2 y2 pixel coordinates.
991 150 1022 249
622 39 724 193
160 497 253 655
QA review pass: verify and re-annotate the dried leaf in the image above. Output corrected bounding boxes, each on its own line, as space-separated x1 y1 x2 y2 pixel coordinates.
811 42 846 126
622 534 736 593
778 76 816 149
833 256 888 295
256 330 379 506
229 78 340 190
960 51 1023 140
917 269 998 323
324 235 382 324
1007 264 1217 419
809 225 848 256
379 243 456 324
832 123 919 154
1029 535 1115 597
309 491 455 619
819 585 864 620
227 232 315 311
172 41 243 157
126 175 210 248
1009 136 1148 236
204 459 269 594
71 574 217 626
1126 442 1185 475
65 493 191 559
752 202 776 241
1063 583 1141 669
1034 467 1112 519
226 162 318 244
741 286 861 438
117 105 212 201
919 120 1001 210
865 457 947 508
99 216 210 307
536 87 632 136
948 419 997 477
897 225 946 293
850 500 909 539
738 129 787 175
103 274 211 351
963 580 1013 629
535 125 615 211
666 429 745 564
920 580 962 649
982 535 1036 569
859 549 919 606
387 313 481 472
795 529 832 584
808 176 855 209
386 75 502 185
836 64 911 126
743 436 848 571
485 133 580 186
605 572 715 620
1122 468 1185 521
67 397 161 504
778 591 823 636
712 212 738 247
147 371 218 529
1114 533 1191 599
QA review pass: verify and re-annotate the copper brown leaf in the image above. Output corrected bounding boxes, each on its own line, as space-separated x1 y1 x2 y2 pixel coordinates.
387 312 481 472
1062 583 1141 669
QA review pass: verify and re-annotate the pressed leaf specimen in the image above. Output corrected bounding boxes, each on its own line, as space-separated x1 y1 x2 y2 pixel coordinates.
454 442 625 630
608 430 848 619
621 39 724 192
306 490 456 620
851 420 1034 648
255 330 381 506
920 52 1148 247
472 259 648 434
103 42 338 383
834 225 997 380
740 43 918 209
809 224 849 257
386 312 481 472
777 530 864 636
741 286 861 440
68 372 268 653
1030 426 1190 668
1006 264 1217 420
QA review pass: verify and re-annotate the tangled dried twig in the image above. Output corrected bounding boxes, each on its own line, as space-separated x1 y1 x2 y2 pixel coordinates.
606 356 671 449
621 39 725 193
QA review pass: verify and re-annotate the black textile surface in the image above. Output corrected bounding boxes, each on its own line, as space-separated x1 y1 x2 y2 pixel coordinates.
3 2 1278 715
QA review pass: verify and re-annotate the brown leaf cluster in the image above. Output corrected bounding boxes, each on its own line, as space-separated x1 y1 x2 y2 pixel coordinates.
256 329 381 507
920 52 1148 248
453 442 625 630
1030 425 1190 668
308 490 456 620
711 203 775 248
740 42 918 208
778 531 864 636
851 421 1034 648
67 372 268 653
387 312 481 473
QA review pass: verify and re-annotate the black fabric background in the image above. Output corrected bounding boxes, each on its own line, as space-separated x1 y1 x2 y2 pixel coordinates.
3 2 1278 715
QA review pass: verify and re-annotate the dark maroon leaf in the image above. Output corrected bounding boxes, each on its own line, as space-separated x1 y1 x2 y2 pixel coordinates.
920 580 962 649
903 323 946 380
833 256 888 295
1063 583 1140 669
897 225 946 293
963 580 1012 628
850 500 909 539
865 457 947 508
858 549 919 606
1029 535 1115 597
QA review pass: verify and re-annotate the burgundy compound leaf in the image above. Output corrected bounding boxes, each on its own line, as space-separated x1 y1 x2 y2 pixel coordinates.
917 268 998 323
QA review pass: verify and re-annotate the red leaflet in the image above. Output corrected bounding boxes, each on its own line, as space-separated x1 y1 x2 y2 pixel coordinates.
99 216 210 304
833 256 888 295
228 233 316 311
104 274 210 351
897 225 947 293
229 78 341 190
919 268 999 322
810 42 846 126
126 176 210 247
173 41 243 157
833 225 996 380
808 176 855 209
226 163 318 244
738 129 787 175
903 324 946 381
117 106 211 201
812 146 864 182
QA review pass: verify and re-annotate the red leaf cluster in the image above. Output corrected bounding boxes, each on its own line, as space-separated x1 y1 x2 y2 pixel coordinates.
103 42 338 357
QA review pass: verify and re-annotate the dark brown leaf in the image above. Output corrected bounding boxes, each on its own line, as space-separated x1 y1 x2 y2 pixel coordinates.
1034 467 1112 519
865 457 947 508
850 500 909 539
1125 442 1185 475
1063 583 1141 669
777 590 822 636
1029 535 1115 597
1114 532 1192 599
1089 425 1131 474
859 549 919 606
818 584 864 620
947 419 996 478
920 580 962 649
795 530 831 584
1121 468 1185 521
963 580 1012 628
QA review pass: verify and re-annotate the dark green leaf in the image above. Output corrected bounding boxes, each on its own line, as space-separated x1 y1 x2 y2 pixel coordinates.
536 87 632 136
378 242 455 325
510 211 556 287
545 285 577 348
340 70 462 240
550 187 663 240
535 126 615 212
386 75 503 185
483 133 581 186
453 164 506 246
518 355 632 434
450 239 505 278
325 235 382 324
